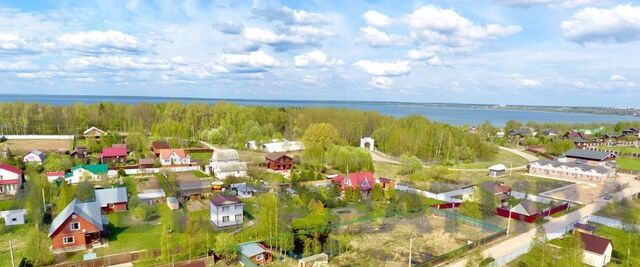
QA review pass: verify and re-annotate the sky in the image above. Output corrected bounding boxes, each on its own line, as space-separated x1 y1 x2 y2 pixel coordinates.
0 0 639 107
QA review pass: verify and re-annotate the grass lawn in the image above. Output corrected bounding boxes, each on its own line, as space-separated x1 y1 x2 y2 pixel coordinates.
599 146 640 154
0 224 31 265
479 174 573 194
449 149 529 169
187 170 208 178
593 223 640 266
617 157 640 171
373 161 404 178
92 212 164 256
260 172 286 183
189 151 212 163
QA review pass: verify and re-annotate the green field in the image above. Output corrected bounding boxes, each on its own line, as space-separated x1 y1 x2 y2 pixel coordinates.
449 149 530 169
189 151 212 163
0 224 30 266
618 157 640 171
599 146 640 154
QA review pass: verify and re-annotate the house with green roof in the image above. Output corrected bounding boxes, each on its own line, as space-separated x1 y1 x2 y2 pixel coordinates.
65 164 109 184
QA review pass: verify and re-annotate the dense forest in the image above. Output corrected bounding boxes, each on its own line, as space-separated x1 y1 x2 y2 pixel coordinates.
0 102 498 163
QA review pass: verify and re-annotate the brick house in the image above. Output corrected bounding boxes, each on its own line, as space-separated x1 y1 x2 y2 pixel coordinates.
48 199 104 252
264 152 293 171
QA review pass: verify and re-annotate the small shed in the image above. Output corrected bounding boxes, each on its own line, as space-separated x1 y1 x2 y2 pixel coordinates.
298 253 328 267
0 209 26 226
238 242 273 266
488 164 507 177
167 197 179 210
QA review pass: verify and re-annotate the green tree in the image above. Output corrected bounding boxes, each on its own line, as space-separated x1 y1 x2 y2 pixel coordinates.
302 123 340 149
458 200 483 220
370 184 384 201
76 181 95 202
56 181 75 214
478 187 498 217
343 187 353 202
25 227 54 265
545 139 576 156
353 187 362 202
557 232 584 266
214 233 238 260
399 154 423 175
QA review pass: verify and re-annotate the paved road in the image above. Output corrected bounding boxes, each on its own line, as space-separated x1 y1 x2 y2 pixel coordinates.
370 146 536 172
447 180 640 267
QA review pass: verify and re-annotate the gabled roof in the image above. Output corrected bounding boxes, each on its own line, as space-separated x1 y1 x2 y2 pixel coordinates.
532 159 611 174
215 161 248 172
488 164 507 171
574 223 597 232
0 163 22 175
239 242 269 258
72 164 109 175
580 233 611 255
210 194 242 206
332 172 376 191
230 182 256 193
139 158 155 165
152 140 170 150
265 152 292 161
563 149 616 161
212 149 240 162
48 198 103 236
513 199 538 216
95 187 128 207
25 149 46 161
159 149 188 159
83 126 105 135
480 181 511 194
101 146 128 157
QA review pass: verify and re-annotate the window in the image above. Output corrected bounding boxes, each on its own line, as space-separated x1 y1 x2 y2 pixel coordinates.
235 214 243 222
222 216 229 222
11 218 17 222
63 236 74 244
235 204 242 210
221 206 229 212
70 222 80 230
256 254 264 260
108 203 114 207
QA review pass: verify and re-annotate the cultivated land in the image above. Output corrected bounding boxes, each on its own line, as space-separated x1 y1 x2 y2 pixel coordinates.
1 139 74 154
598 146 640 154
618 157 640 171
331 213 496 267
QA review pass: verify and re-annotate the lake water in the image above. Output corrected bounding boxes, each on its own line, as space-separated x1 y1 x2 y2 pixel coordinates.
1 94 638 126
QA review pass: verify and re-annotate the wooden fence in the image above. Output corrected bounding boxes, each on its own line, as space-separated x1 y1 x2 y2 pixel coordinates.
431 202 462 209
51 249 161 267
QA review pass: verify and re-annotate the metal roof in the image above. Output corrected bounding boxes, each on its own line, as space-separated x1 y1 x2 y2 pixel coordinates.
95 187 128 207
212 149 240 162
48 199 103 236
239 243 267 258
532 159 611 174
563 149 615 161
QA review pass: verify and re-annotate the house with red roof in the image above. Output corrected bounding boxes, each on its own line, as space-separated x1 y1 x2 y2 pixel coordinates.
47 171 66 182
159 149 191 166
0 163 22 195
579 232 612 267
331 172 377 198
99 145 128 164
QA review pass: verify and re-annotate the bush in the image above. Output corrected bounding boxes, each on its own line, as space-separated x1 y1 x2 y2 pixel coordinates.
132 204 158 221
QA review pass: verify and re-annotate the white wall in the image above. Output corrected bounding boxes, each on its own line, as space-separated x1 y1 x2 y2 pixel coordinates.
0 209 26 226
210 202 244 227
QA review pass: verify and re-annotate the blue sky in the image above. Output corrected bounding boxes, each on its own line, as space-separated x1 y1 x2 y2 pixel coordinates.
0 0 639 107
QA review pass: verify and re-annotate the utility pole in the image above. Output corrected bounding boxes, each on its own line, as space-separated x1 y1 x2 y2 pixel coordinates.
10 240 15 267
42 188 47 213
408 237 414 267
506 205 513 237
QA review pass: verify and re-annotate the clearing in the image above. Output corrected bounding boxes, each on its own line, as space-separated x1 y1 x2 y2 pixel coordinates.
541 182 619 204
1 139 74 154
448 148 530 170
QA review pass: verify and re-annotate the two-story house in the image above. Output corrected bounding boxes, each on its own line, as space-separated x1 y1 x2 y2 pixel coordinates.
0 163 22 195
210 194 244 227
48 198 105 252
158 149 191 166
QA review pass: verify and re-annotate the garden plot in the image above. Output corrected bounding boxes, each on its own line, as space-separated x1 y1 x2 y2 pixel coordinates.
2 138 73 154
542 182 619 204
331 214 495 267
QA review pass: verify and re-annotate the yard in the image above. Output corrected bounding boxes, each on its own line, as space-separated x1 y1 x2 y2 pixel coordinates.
0 224 31 266
448 149 530 170
1 138 74 154
594 197 640 223
330 213 497 266
189 151 212 163
485 174 574 194
617 157 640 171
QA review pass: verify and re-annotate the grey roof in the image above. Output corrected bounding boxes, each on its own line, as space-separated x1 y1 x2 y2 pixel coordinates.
137 189 166 200
95 187 128 207
518 199 539 215
215 161 248 172
212 149 240 162
532 159 611 174
27 149 46 161
239 243 267 257
48 199 103 236
563 149 615 161
230 183 256 193
210 194 242 206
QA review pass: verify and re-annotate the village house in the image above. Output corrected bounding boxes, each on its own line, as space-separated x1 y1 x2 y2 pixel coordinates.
376 177 396 190
488 164 507 177
95 187 128 213
70 146 88 160
83 126 106 138
138 158 156 169
496 129 505 138
229 182 256 198
563 130 589 140
579 232 613 267
331 172 377 198
179 180 212 201
167 197 180 210
0 209 26 226
480 181 512 205
65 164 109 184
238 242 273 266
23 149 45 164
209 194 244 227
510 199 539 217
151 140 170 156
621 127 640 138
208 149 247 178
264 152 294 171
528 159 615 182
562 149 617 165
98 145 128 164
573 223 597 235
261 140 304 153
158 149 191 166
47 171 66 182
48 198 105 252
0 163 22 195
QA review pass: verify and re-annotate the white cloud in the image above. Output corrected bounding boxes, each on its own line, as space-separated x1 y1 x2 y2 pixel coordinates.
427 56 442 66
353 60 411 76
610 74 626 81
551 0 604 10
66 56 171 70
294 50 343 67
499 0 603 9
303 75 317 84
242 26 334 50
0 33 41 54
562 4 640 44
57 30 144 54
499 0 555 7
514 78 541 87
363 10 392 27
405 6 521 48
219 50 281 73
251 6 329 25
407 45 440 60
359 27 408 47
369 76 393 89
212 21 244 35
0 60 38 72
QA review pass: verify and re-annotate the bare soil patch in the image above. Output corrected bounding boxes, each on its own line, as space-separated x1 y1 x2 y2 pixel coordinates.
3 139 73 154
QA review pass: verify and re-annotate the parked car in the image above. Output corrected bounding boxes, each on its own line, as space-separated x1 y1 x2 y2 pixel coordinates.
603 194 613 200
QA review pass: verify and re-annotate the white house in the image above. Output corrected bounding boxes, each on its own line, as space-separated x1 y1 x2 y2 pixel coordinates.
208 149 248 179
488 164 506 177
580 233 613 267
210 194 244 227
83 126 106 138
528 159 614 182
23 149 46 164
158 149 191 166
0 163 22 195
0 209 26 226
65 164 108 184
261 140 304 153
229 183 256 198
